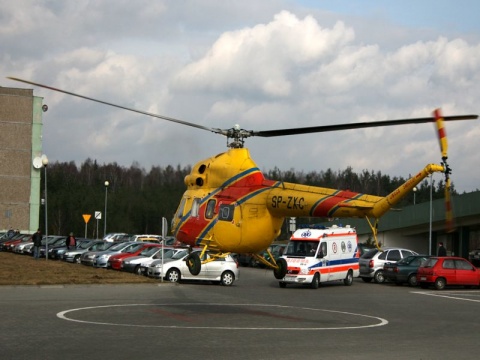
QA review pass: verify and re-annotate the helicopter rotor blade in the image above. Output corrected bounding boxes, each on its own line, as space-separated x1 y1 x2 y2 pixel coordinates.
433 109 455 233
7 77 477 146
251 114 478 137
7 77 221 135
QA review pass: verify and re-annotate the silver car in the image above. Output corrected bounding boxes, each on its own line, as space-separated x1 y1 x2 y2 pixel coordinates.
63 240 108 263
92 241 140 268
79 241 121 266
146 250 239 286
122 247 184 275
359 247 418 283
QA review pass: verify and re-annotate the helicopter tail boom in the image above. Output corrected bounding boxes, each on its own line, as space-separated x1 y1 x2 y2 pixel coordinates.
370 163 444 218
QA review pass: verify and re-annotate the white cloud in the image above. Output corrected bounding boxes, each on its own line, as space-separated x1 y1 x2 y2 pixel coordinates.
2 1 479 193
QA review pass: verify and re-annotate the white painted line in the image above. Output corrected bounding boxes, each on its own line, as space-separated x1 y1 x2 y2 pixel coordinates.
57 303 388 331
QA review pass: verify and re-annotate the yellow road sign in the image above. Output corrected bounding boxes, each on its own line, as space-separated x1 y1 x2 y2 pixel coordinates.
83 214 91 224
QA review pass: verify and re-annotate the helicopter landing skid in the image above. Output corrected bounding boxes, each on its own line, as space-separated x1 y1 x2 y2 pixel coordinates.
251 251 288 279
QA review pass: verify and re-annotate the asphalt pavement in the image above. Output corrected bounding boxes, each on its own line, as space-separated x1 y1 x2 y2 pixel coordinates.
1 267 480 360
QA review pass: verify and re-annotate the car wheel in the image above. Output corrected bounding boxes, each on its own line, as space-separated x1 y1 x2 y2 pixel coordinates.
434 277 446 290
279 282 287 288
343 270 353 286
310 273 320 289
134 265 142 275
220 270 235 286
74 255 81 264
166 268 181 283
361 277 373 283
407 274 418 287
374 270 385 283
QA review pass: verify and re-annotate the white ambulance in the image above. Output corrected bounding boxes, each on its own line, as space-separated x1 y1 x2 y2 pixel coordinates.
279 225 360 289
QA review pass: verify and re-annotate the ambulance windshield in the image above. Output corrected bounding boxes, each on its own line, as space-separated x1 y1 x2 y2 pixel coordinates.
284 241 319 257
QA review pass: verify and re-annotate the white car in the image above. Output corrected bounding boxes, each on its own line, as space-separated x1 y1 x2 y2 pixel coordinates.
146 250 239 286
122 247 184 275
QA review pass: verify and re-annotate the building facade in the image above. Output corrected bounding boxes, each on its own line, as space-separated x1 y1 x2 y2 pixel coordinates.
0 86 44 234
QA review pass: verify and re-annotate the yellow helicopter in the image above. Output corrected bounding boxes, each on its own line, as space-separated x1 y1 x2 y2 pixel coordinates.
8 77 478 279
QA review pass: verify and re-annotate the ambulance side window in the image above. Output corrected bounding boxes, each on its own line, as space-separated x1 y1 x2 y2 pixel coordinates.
319 242 327 258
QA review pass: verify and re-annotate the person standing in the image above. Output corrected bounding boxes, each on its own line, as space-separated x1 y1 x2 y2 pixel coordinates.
32 229 42 259
66 232 77 250
437 242 447 257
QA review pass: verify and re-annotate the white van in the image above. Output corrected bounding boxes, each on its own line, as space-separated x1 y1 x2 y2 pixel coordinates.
279 225 360 289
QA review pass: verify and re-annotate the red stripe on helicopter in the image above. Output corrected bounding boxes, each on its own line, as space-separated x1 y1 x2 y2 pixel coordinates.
175 170 267 244
310 190 361 217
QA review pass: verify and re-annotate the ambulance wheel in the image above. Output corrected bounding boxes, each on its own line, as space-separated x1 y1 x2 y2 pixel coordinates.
186 252 201 276
310 273 320 289
343 270 354 286
279 282 287 288
273 258 288 279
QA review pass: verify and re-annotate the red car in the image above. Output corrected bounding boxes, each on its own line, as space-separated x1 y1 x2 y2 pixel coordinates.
107 243 160 270
417 256 480 290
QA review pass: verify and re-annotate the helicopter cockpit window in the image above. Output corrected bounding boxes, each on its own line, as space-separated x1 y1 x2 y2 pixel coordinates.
218 204 234 222
175 198 187 219
191 198 201 218
205 199 216 219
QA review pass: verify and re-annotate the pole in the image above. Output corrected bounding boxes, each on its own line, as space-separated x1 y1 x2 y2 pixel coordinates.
104 181 109 239
42 155 49 260
429 174 433 255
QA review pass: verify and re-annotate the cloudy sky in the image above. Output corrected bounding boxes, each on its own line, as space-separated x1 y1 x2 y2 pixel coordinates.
2 0 479 193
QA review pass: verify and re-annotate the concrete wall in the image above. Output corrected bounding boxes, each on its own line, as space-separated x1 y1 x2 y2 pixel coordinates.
0 87 43 234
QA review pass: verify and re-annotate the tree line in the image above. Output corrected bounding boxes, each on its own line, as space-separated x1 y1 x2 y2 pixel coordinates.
39 159 454 238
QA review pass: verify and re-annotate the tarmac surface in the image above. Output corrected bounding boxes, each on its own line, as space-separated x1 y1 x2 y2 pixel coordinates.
1 267 480 360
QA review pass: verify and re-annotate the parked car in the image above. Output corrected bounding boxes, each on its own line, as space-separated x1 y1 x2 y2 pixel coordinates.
137 248 187 275
107 243 161 270
63 240 109 263
92 241 139 268
417 256 480 290
121 246 175 274
103 233 128 242
359 247 418 283
146 250 239 286
39 236 68 257
131 234 162 243
79 241 123 266
13 239 34 254
1 235 32 252
50 239 91 260
383 255 431 286
468 249 480 267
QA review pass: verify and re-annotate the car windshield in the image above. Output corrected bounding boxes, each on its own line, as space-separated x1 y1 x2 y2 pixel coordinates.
109 242 129 251
97 242 115 251
397 256 415 265
140 246 160 256
79 241 94 249
171 249 189 260
126 243 144 253
284 241 319 257
422 258 438 268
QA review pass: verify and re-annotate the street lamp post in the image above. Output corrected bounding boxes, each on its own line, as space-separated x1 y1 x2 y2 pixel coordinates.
42 155 49 260
413 186 417 205
104 180 109 239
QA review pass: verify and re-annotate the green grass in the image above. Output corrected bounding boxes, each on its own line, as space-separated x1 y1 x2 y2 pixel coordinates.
0 251 159 286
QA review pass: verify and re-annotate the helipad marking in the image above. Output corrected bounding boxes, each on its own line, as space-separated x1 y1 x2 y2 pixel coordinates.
57 303 388 331
412 290 480 303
